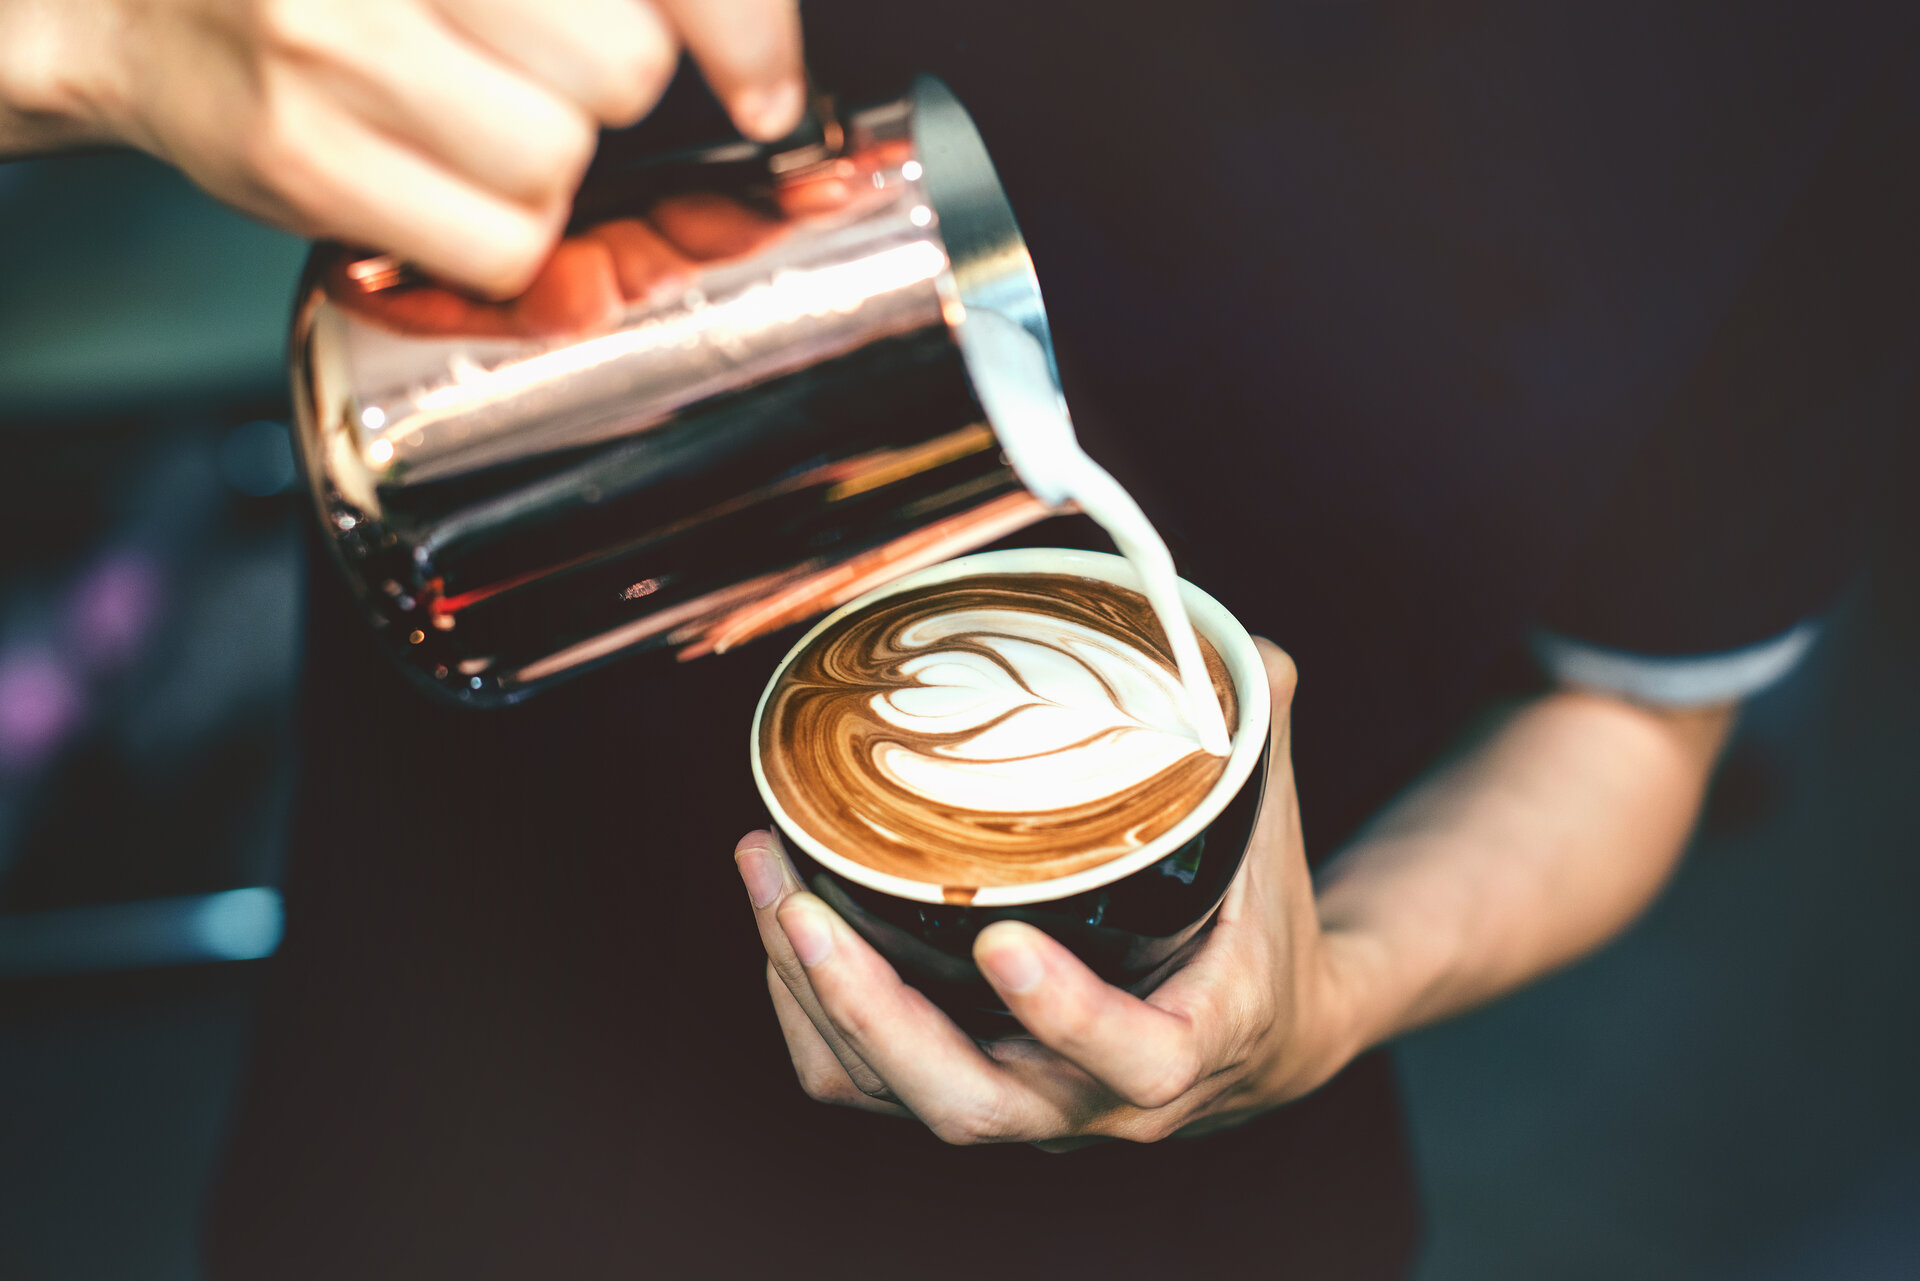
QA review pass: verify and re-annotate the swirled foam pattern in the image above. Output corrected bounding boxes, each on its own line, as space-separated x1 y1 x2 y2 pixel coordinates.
759 574 1237 888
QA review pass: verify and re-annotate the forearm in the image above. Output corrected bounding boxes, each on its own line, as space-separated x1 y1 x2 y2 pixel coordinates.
1316 689 1736 1053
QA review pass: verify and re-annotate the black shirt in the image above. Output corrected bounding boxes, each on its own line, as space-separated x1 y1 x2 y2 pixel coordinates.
205 4 1918 1277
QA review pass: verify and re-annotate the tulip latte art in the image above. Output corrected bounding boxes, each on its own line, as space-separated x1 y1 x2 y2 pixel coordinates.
759 574 1237 889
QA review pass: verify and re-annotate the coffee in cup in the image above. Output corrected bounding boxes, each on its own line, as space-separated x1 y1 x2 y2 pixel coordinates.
757 571 1238 899
751 549 1271 1032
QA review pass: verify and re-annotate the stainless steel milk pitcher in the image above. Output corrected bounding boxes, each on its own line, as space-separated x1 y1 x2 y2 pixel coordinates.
289 77 1071 705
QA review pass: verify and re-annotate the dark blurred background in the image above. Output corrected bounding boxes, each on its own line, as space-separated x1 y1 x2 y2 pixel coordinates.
1 150 1914 1281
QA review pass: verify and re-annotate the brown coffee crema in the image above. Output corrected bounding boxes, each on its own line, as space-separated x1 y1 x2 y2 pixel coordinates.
759 573 1237 889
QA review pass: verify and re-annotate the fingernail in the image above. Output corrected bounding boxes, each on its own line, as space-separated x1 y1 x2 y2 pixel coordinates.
736 844 784 910
979 939 1043 995
735 80 805 141
781 903 835 967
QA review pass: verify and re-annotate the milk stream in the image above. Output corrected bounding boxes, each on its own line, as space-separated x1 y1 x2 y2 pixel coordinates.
1053 457 1233 757
958 311 1233 757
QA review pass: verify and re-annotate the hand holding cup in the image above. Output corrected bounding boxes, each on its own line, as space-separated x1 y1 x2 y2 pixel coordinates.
736 551 1365 1147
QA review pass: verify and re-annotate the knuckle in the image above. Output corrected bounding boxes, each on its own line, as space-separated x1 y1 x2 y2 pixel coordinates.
518 121 594 203
499 104 596 205
822 983 887 1047
1102 1102 1186 1144
634 38 680 91
550 115 598 184
596 45 676 126
769 955 810 999
928 1118 984 1147
595 90 644 130
1127 1051 1202 1111
794 1060 853 1105
849 1069 893 1101
475 215 553 295
1258 639 1300 704
1130 1113 1183 1144
253 0 334 58
833 1006 881 1052
927 1098 1007 1148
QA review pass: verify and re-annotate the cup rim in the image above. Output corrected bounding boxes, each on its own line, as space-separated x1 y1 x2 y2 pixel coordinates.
749 548 1271 907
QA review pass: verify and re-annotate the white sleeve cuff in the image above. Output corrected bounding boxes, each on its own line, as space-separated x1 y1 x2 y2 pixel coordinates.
1528 620 1821 707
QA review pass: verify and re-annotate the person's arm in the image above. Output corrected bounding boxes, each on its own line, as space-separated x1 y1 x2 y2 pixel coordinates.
731 641 1736 1146
1315 687 1734 1050
0 0 805 296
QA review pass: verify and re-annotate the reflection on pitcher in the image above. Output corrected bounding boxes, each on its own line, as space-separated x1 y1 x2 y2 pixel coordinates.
327 140 912 342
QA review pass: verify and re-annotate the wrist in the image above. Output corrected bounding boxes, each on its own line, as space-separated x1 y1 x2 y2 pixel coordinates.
1314 925 1404 1061
0 0 130 155
1311 826 1487 1054
1253 929 1384 1107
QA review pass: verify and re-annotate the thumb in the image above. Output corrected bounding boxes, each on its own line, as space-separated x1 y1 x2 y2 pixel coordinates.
1253 636 1298 746
1245 636 1304 863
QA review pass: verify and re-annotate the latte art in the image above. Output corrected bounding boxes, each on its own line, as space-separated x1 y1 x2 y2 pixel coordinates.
759 574 1237 888
872 609 1216 813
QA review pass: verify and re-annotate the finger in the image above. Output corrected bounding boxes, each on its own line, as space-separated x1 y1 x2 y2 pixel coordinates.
428 0 680 127
583 218 696 305
734 832 892 1102
657 0 806 140
1138 636 1313 1045
324 265 520 338
291 2 596 209
1240 636 1311 910
766 963 908 1116
974 921 1234 1111
771 172 856 218
248 83 561 297
507 235 624 336
776 893 1079 1145
646 191 784 261
1254 636 1300 740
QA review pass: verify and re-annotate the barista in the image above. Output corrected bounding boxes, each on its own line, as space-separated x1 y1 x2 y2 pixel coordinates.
4 2 1910 1278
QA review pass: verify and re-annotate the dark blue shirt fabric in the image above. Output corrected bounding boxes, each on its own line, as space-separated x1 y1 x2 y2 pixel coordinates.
206 4 1918 1278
